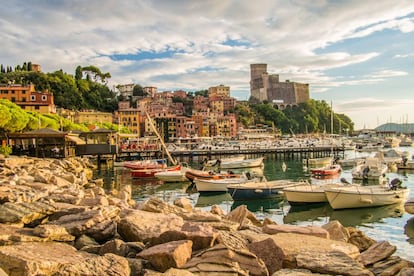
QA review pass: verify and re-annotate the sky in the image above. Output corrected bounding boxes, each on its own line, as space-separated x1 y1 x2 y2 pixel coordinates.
1 1 414 130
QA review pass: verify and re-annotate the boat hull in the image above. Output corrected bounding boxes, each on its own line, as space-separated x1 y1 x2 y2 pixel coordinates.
195 178 247 192
131 165 181 178
227 180 301 201
154 170 188 182
325 186 409 210
283 184 345 205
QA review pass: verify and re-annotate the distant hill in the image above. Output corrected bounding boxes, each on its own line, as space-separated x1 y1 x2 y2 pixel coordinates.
375 123 414 133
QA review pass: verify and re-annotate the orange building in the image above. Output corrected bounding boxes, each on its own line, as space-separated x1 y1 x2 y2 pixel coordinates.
0 84 55 114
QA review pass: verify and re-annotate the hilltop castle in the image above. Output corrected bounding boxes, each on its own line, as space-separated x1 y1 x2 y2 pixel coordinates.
250 64 309 109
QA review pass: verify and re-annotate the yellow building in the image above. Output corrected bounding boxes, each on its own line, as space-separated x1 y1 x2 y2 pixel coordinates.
74 110 113 124
208 84 230 98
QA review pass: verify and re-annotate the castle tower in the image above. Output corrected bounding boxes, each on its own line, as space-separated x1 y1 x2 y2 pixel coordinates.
250 64 269 102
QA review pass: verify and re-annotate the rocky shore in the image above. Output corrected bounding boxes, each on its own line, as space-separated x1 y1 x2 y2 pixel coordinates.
0 155 413 275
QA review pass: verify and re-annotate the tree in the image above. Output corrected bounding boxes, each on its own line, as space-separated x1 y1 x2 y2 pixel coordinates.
133 84 144 96
75 65 83 80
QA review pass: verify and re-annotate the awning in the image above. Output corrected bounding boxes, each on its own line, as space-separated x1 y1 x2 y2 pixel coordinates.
66 135 86 145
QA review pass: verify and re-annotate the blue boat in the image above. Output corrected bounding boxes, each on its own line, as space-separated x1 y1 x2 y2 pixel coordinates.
227 179 302 201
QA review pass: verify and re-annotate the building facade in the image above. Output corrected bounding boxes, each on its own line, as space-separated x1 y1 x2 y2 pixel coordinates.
0 84 56 114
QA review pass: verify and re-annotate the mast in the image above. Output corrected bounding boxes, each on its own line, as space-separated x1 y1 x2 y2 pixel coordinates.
330 100 334 135
145 111 177 165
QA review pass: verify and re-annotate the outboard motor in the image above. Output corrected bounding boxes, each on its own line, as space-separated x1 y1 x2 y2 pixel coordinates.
389 178 403 190
340 177 350 184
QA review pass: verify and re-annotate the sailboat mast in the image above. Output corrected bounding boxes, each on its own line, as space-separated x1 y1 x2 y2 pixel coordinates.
330 100 334 135
145 111 177 165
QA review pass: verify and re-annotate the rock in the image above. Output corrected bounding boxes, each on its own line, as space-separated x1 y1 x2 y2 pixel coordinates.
264 233 360 268
358 241 397 266
296 251 373 276
143 268 196 275
321 220 350 242
272 268 329 275
215 230 249 250
347 227 376 252
0 200 57 225
99 239 128 256
78 195 109 207
226 205 262 227
0 241 119 275
137 240 193 272
369 256 409 276
33 224 75 242
85 219 118 242
117 209 184 243
263 224 329 239
210 204 226 216
50 206 120 237
398 267 414 275
127 257 146 275
247 237 285 274
152 222 219 251
74 234 99 250
183 244 267 276
58 253 130 276
173 197 193 211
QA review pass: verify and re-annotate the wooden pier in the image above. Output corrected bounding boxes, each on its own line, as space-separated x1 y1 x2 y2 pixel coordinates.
116 145 345 163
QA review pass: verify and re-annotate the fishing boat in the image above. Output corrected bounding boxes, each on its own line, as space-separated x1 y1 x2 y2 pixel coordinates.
283 182 346 205
310 164 341 177
195 177 250 193
337 157 365 168
154 164 190 182
124 159 167 170
351 157 388 182
302 156 333 168
405 198 414 215
227 179 303 201
130 164 181 178
204 157 264 170
324 179 409 210
184 168 241 182
398 155 414 170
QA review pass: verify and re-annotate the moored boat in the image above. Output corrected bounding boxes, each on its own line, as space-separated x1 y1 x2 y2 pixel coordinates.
303 156 333 168
283 182 346 205
227 179 303 201
310 164 341 177
324 179 409 210
205 157 264 170
130 164 181 178
124 159 167 170
351 157 388 182
195 177 250 193
185 168 241 182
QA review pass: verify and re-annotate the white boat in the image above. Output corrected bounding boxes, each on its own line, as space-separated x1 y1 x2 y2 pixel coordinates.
206 157 264 169
398 155 414 170
405 198 414 214
204 156 245 166
154 163 190 182
337 157 365 168
283 182 346 205
351 157 388 182
227 179 304 200
195 176 251 192
302 156 333 168
325 179 409 210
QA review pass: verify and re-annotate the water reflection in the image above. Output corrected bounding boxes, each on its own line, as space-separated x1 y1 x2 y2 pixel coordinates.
284 203 333 224
196 192 233 207
231 196 286 213
404 217 414 242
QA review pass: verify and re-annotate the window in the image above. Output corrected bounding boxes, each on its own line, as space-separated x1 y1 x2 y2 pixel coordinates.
41 95 47 101
22 97 26 102
11 97 15 102
30 95 36 101
35 106 39 110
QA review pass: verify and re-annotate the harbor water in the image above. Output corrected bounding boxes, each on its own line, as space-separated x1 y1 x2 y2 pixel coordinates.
98 147 414 262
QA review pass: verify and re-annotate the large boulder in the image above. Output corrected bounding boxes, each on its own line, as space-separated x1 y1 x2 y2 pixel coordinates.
117 209 184 243
263 224 329 239
137 240 193 272
0 242 129 276
183 244 268 276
